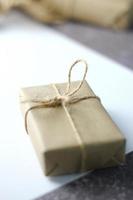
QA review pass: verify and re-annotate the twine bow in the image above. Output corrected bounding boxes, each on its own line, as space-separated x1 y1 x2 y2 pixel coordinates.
22 59 100 134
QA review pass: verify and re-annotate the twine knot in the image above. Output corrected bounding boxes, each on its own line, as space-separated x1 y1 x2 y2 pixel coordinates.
55 95 71 105
51 59 89 106
22 59 100 133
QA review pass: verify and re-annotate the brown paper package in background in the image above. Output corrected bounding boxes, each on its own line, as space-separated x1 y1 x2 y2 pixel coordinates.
46 0 133 29
20 81 125 176
0 0 133 29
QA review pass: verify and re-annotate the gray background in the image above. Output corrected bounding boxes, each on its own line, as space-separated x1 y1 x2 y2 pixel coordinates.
37 152 133 200
54 22 133 71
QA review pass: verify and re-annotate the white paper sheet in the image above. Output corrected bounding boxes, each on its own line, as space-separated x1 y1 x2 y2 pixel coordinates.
0 11 133 200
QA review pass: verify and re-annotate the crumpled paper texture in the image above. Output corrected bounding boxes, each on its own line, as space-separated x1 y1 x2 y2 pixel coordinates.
0 0 132 29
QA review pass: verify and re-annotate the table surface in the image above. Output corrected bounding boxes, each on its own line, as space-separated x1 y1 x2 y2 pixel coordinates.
54 22 133 71
38 152 133 200
0 11 133 200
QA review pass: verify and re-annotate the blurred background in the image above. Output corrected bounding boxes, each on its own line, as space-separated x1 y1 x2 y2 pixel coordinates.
0 1 133 200
0 0 133 70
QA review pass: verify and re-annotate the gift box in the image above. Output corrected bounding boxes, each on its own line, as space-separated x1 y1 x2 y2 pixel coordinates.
20 60 125 176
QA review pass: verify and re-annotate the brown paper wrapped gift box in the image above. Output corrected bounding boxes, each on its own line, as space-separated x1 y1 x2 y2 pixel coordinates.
46 0 133 29
20 80 125 176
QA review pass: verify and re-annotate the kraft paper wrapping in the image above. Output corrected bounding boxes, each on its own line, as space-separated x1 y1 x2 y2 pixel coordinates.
0 0 65 23
20 81 125 176
46 0 133 29
0 0 133 29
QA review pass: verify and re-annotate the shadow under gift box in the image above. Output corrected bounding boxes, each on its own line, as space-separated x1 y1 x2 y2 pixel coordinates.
20 81 125 176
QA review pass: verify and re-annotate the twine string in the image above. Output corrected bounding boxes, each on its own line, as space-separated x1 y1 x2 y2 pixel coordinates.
21 60 122 173
65 59 88 96
22 60 100 134
53 83 87 172
21 59 101 173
